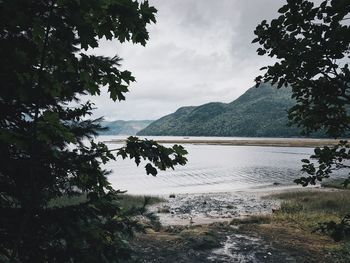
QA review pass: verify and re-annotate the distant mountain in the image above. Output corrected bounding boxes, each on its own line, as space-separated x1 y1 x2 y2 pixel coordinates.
137 83 307 137
100 120 153 135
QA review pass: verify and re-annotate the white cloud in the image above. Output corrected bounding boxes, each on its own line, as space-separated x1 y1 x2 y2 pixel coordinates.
86 0 303 120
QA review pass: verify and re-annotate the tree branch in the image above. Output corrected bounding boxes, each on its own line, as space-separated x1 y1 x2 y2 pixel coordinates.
11 1 56 261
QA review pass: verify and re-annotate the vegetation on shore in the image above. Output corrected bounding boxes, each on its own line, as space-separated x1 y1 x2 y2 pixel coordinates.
229 190 350 261
46 187 346 262
117 195 165 211
124 188 350 262
322 179 350 190
47 188 350 261
266 191 350 232
49 194 165 211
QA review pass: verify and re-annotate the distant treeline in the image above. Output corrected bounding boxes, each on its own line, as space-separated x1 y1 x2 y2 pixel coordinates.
100 120 153 135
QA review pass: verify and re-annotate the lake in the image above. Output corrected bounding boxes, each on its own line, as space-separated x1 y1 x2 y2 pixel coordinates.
97 136 319 195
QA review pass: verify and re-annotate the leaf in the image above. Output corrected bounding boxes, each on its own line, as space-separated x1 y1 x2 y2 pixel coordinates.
257 48 266 55
278 5 289 13
145 163 158 176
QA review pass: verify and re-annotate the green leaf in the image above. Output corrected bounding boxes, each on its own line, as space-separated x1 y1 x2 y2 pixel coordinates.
278 5 289 13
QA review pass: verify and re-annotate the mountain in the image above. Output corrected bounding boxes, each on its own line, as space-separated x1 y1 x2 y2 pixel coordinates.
137 83 304 137
100 120 153 135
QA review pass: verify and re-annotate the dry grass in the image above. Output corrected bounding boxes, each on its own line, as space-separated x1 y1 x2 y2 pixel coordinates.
270 190 350 216
229 190 350 261
263 190 350 261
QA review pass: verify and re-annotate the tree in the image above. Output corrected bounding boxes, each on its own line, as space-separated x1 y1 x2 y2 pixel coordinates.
254 0 350 239
0 1 187 262
254 0 350 185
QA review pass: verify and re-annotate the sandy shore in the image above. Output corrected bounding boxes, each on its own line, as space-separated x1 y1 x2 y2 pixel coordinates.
104 138 342 147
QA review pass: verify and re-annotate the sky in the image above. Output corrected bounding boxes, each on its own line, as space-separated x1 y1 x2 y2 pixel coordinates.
87 0 292 121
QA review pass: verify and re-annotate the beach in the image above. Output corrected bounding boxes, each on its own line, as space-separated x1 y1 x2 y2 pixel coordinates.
104 137 342 148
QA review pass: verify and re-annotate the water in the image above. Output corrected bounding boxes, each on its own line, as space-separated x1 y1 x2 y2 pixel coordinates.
98 136 315 195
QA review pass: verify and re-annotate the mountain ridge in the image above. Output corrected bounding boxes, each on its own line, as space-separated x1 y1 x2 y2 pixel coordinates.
100 120 153 135
137 83 307 137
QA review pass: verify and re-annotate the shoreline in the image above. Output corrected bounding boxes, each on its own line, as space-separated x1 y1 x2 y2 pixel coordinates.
104 138 342 147
149 185 327 226
130 186 349 262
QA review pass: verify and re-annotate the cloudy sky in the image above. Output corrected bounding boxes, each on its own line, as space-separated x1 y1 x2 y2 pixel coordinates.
88 0 291 121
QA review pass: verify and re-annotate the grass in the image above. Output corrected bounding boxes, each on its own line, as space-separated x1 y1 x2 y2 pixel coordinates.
230 215 271 225
269 190 350 260
270 190 350 215
265 190 350 230
48 193 165 211
230 190 350 261
118 194 165 211
321 178 350 190
332 241 350 262
178 227 221 250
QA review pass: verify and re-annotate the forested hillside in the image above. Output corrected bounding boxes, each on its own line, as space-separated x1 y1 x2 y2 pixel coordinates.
138 84 306 137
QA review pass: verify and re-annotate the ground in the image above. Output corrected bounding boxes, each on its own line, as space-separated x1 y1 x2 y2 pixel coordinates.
123 187 350 262
129 222 341 262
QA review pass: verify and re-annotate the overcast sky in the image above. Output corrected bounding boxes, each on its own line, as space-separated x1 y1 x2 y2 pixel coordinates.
88 0 291 121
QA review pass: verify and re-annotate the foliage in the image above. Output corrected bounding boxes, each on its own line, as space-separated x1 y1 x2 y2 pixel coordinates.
117 136 187 176
254 0 350 185
138 83 307 137
296 140 350 186
316 215 350 242
254 0 350 240
0 0 187 262
254 0 350 137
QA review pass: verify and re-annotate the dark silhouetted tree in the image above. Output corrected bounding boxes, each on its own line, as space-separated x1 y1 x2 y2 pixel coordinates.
254 0 350 239
0 0 187 262
254 0 350 185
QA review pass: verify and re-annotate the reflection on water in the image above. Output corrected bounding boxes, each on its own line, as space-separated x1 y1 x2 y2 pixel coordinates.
99 136 316 195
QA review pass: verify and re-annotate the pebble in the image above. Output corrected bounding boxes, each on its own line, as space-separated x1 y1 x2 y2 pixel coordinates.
150 192 279 225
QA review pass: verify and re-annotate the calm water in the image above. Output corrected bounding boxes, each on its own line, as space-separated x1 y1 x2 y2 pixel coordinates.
98 136 316 195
